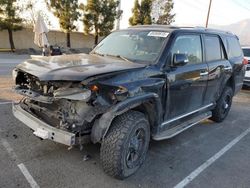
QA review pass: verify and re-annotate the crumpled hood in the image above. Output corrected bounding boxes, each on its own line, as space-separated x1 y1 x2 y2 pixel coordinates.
16 53 145 81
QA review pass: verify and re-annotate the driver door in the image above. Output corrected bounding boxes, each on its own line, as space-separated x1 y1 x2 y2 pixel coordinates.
164 34 209 121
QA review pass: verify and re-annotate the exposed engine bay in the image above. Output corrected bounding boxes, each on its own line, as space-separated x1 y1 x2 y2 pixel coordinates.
14 71 121 144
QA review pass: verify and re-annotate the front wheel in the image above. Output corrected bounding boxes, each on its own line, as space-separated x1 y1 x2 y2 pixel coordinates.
100 110 150 179
210 86 233 122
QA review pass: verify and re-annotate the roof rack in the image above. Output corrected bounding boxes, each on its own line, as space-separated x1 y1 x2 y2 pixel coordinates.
128 25 234 35
131 24 196 27
128 25 181 29
194 26 234 35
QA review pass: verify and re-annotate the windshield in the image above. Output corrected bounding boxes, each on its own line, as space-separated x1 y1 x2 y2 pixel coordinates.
92 30 169 63
243 48 250 57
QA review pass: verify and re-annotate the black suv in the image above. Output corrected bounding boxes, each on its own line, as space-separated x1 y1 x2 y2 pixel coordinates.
12 25 245 179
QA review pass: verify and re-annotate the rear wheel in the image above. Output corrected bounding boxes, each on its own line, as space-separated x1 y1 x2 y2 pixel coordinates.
100 110 150 179
210 86 233 122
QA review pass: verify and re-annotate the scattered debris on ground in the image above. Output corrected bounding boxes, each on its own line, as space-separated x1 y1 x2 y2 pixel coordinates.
83 154 91 161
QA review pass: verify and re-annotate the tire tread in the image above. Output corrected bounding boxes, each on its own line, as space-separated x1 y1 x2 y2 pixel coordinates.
100 110 149 179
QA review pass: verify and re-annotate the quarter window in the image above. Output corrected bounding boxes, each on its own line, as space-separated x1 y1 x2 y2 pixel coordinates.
204 35 222 61
171 35 202 64
227 37 242 58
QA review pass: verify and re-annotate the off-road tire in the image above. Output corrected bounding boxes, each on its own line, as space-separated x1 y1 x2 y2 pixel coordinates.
100 110 150 179
210 86 233 122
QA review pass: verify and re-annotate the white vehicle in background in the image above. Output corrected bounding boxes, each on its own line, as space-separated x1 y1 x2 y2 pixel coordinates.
242 47 250 87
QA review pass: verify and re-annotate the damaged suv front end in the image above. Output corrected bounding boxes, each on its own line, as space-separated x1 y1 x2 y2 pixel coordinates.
12 54 150 146
12 29 167 148
12 28 170 179
13 71 103 146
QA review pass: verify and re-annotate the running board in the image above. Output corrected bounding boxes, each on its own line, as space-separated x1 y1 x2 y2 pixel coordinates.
153 111 212 141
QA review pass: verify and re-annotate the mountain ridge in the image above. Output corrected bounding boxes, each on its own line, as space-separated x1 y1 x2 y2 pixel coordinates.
209 19 250 45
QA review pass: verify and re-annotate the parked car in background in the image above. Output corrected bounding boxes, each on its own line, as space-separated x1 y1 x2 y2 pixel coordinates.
12 26 245 179
242 47 250 87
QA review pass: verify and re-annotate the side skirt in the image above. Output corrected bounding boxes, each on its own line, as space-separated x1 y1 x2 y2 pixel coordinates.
153 111 212 140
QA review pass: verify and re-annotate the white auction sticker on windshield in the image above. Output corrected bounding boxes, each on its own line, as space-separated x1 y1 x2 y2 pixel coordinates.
147 31 169 38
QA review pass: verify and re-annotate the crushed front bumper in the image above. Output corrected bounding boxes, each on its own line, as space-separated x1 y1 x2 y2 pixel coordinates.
12 103 76 146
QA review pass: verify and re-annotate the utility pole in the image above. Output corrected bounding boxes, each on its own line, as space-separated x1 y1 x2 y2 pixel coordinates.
206 0 212 28
116 0 121 30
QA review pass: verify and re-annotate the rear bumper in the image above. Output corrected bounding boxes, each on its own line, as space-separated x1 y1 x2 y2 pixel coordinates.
12 103 76 146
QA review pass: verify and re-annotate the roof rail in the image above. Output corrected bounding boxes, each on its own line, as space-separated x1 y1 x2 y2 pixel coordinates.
128 25 235 35
194 26 233 35
128 25 180 29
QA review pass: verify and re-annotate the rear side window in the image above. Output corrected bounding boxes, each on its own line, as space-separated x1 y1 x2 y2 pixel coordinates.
171 35 202 64
204 35 222 61
227 36 242 58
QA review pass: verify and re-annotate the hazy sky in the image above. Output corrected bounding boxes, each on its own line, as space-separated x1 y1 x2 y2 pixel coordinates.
120 0 250 28
28 0 250 30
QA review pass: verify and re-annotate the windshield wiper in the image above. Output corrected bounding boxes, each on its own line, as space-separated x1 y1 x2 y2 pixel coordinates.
103 54 132 63
91 52 133 63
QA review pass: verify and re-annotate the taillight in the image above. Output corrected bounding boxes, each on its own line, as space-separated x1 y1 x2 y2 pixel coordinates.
243 58 248 65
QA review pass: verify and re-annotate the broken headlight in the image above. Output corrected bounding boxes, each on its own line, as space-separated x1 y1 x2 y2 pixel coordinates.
54 88 91 101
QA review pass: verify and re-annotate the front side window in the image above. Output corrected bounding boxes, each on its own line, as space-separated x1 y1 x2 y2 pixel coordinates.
92 30 168 63
204 35 222 61
171 35 202 64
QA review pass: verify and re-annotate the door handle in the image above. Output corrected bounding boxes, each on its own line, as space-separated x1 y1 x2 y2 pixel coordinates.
200 71 208 76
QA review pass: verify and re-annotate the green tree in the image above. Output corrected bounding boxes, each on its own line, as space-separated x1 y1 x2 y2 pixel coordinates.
156 0 175 25
129 0 152 26
81 0 121 45
129 0 141 26
0 0 23 51
141 0 152 24
46 0 80 48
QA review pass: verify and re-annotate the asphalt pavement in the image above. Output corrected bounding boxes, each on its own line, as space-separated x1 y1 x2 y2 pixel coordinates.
0 99 250 188
1 53 250 188
0 53 29 76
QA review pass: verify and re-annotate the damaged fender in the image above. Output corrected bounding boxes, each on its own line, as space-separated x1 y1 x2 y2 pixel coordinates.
91 93 162 143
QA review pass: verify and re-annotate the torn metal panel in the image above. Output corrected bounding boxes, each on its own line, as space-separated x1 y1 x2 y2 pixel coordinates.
91 93 162 143
54 88 91 101
14 86 54 103
13 103 76 146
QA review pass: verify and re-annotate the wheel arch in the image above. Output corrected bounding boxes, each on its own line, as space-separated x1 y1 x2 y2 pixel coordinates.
90 93 162 143
132 101 160 134
217 75 235 102
226 75 235 94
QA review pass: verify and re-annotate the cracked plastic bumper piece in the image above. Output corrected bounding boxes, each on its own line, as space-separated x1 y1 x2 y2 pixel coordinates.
12 103 76 146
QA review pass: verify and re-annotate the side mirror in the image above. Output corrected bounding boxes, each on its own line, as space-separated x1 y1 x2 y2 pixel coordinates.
173 53 189 66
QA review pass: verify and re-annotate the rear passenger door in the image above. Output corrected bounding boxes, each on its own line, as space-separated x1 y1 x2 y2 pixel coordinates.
203 34 232 104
